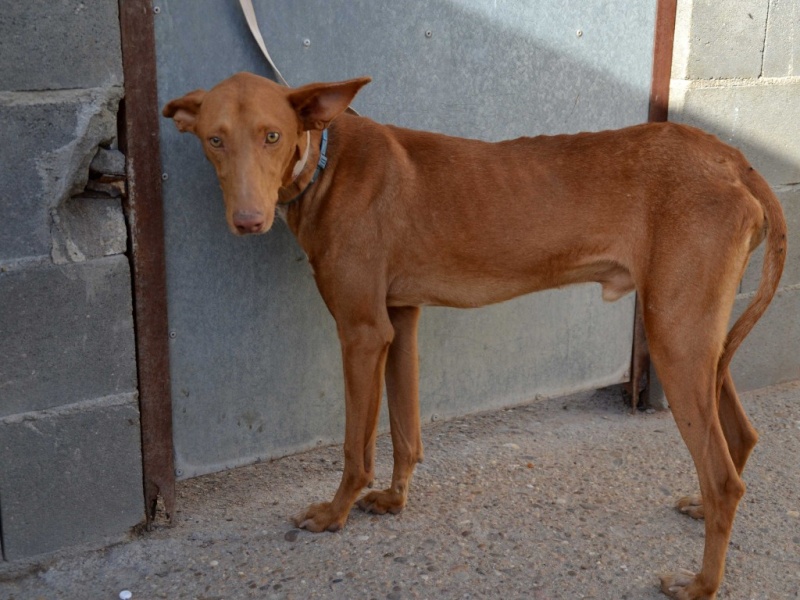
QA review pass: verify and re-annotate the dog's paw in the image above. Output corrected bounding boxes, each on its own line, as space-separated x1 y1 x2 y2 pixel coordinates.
356 489 406 515
291 501 347 533
659 569 715 599
676 494 705 520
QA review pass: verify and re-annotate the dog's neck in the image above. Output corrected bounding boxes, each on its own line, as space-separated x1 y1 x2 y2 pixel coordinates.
276 129 330 232
278 131 315 198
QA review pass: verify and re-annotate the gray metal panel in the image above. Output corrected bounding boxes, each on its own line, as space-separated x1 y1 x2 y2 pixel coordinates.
154 0 655 478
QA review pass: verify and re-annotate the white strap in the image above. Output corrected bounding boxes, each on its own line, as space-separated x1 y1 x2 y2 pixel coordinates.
239 0 290 86
291 131 312 180
238 0 361 116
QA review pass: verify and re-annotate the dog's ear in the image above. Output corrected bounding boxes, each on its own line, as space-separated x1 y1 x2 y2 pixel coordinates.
162 89 207 133
287 77 371 130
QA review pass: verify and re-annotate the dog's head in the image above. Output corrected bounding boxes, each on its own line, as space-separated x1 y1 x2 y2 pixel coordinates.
163 72 370 235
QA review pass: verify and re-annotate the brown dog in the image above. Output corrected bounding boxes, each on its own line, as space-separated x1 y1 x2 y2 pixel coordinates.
164 72 786 599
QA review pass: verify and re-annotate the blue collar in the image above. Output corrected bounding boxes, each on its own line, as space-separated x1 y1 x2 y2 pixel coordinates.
280 129 328 206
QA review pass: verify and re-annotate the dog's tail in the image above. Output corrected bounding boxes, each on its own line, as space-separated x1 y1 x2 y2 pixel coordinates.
716 166 787 394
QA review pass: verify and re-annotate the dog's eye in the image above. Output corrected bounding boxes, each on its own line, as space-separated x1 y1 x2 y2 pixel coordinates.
266 132 280 144
208 136 222 148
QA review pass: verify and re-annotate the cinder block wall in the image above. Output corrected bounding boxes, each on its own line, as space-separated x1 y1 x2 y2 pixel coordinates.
669 0 800 390
0 2 144 560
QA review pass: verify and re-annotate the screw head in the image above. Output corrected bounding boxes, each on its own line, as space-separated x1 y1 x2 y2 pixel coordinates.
303 38 311 47
161 172 169 181
425 30 433 38
576 29 583 37
169 330 177 339
153 6 161 14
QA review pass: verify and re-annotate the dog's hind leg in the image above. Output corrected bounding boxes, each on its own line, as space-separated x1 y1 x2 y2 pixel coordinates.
677 368 759 520
642 280 744 599
657 370 743 599
653 351 743 598
718 369 759 474
358 306 424 515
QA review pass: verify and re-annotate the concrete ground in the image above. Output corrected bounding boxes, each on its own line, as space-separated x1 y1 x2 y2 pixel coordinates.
2 381 799 600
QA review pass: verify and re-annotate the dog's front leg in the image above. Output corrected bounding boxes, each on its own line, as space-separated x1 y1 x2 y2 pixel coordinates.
358 306 423 515
292 312 393 532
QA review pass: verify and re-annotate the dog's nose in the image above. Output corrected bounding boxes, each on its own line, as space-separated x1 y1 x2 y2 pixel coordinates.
232 210 265 234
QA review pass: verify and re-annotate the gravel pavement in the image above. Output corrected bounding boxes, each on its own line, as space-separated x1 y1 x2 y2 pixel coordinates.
2 381 799 600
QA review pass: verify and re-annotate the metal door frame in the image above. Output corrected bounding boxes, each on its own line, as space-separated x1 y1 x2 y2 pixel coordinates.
120 0 175 526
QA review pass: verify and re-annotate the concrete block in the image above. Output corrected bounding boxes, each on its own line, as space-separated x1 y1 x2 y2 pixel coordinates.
762 0 800 77
51 196 128 264
0 256 137 418
670 80 800 186
0 88 122 261
741 187 800 293
672 0 769 80
90 147 126 177
0 394 144 560
729 286 800 391
0 0 122 92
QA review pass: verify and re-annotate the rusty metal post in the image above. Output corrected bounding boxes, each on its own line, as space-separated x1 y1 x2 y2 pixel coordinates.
649 0 678 124
629 0 678 410
119 0 175 525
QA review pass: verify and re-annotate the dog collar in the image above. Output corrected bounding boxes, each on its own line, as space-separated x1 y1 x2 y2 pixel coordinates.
280 129 329 206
